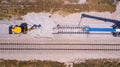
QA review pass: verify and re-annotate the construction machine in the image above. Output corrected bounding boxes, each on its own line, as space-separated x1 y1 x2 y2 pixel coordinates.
9 23 41 34
79 13 120 37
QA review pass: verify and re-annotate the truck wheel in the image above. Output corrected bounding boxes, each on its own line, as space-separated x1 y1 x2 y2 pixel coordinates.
118 32 120 37
113 32 117 37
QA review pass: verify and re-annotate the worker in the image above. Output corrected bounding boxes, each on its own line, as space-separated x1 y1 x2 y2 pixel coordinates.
57 24 60 28
38 24 41 28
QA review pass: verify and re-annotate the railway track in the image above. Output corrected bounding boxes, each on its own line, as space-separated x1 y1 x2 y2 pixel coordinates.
53 25 86 34
53 26 83 29
0 48 120 51
0 43 119 45
0 43 120 51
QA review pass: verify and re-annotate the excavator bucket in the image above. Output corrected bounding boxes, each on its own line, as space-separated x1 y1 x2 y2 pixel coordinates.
9 25 13 34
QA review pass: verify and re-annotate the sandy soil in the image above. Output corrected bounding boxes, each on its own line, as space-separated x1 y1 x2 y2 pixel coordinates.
0 2 120 63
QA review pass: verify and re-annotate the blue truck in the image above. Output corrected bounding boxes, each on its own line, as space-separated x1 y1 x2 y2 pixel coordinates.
79 14 120 37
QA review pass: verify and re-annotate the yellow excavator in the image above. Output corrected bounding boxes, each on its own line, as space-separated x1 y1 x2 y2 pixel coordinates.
9 23 41 34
